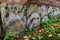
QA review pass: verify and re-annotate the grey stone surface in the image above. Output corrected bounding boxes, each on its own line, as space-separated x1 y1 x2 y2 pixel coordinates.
1 4 60 33
6 20 25 34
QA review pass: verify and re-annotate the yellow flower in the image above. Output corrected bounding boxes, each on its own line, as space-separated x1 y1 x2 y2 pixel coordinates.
39 30 41 32
32 37 35 39
48 34 52 37
38 36 41 39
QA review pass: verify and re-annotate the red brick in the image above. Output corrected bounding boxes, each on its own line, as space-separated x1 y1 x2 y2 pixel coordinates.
0 0 7 2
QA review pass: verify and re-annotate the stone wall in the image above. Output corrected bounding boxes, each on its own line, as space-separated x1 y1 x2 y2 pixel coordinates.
1 3 60 34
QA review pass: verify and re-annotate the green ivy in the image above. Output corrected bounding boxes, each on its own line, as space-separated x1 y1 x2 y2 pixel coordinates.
25 29 36 36
4 33 18 40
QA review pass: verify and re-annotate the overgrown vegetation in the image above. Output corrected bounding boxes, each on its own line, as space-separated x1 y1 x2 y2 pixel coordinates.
17 29 59 40
41 19 60 33
4 33 18 40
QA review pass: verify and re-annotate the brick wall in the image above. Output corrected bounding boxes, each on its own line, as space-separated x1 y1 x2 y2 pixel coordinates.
0 0 60 8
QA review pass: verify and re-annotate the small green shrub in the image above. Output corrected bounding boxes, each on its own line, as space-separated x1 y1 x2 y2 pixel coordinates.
4 33 18 40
